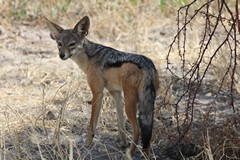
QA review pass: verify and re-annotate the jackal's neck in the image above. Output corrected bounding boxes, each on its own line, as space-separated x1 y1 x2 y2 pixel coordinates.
83 39 105 58
70 39 104 73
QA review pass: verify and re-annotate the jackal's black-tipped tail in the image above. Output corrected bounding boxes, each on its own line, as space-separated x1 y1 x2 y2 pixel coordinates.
138 70 158 150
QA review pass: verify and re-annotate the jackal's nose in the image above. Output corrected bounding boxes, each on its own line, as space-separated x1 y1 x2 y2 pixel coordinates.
59 52 65 59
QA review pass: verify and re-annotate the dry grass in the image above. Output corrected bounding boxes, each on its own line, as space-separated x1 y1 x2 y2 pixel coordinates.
0 0 240 159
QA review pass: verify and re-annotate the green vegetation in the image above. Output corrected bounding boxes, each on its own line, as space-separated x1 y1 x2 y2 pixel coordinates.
159 0 190 10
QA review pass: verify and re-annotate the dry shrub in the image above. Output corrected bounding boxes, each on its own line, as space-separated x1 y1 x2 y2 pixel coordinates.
165 0 240 159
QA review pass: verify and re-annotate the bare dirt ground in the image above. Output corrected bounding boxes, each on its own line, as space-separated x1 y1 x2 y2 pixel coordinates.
1 11 240 160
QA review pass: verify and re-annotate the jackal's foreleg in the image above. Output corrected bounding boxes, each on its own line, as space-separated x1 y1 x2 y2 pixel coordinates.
85 76 104 147
84 92 103 147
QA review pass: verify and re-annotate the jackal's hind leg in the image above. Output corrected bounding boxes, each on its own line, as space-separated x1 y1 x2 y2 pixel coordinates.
124 89 139 156
110 91 128 148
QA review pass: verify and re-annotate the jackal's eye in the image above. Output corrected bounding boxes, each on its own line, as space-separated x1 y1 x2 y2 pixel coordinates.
69 42 76 47
57 42 62 47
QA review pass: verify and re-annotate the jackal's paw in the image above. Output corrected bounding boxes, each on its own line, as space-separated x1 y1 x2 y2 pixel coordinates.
124 148 132 160
84 136 93 148
84 141 93 148
120 143 128 149
119 138 128 149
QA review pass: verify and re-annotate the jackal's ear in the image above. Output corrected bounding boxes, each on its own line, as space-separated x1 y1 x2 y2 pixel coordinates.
73 16 90 36
43 17 64 40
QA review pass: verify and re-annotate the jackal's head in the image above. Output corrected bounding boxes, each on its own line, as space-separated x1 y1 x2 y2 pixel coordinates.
44 16 90 60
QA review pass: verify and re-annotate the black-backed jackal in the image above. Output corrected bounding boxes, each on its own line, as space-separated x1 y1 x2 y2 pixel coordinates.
44 16 159 158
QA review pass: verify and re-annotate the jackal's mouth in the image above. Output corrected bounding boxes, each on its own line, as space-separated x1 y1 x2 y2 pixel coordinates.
69 50 76 59
69 53 74 58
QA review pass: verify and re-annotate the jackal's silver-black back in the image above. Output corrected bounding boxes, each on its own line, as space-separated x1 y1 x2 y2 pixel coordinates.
83 39 157 72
